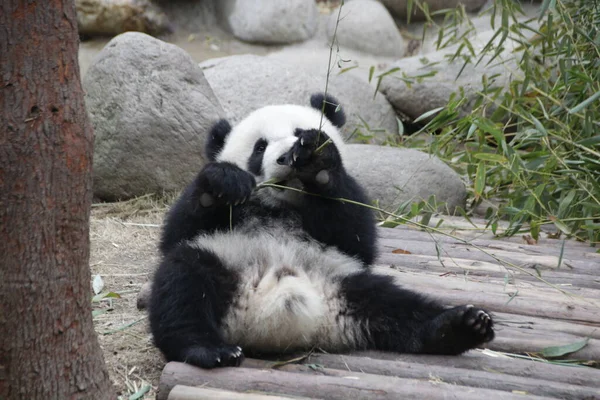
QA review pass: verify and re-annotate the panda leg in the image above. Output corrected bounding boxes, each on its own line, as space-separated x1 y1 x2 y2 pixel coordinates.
340 271 494 355
148 245 244 368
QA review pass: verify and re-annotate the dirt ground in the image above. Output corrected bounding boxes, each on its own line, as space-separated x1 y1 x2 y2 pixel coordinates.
90 198 171 399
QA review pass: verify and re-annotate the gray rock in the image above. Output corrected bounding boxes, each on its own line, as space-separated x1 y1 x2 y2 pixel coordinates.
378 42 516 121
345 144 466 213
375 0 488 21
328 0 404 58
84 32 224 201
75 0 170 37
215 0 318 44
200 54 398 142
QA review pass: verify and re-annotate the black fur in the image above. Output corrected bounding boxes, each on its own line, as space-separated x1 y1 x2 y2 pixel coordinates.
281 128 376 264
205 119 232 161
149 246 244 368
340 271 494 354
159 162 255 255
310 93 346 128
247 138 268 176
150 95 494 370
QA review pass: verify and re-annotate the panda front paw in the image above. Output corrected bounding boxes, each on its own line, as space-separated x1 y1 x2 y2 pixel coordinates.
181 345 245 369
195 162 256 207
281 128 341 185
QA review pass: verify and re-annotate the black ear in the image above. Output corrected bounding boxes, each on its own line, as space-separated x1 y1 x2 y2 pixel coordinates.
205 119 232 161
310 93 346 128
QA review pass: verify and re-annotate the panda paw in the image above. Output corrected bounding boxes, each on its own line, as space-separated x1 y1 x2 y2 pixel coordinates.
181 345 245 369
282 128 341 180
424 305 494 355
196 162 256 207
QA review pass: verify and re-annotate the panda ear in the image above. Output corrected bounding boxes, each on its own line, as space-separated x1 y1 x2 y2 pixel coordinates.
205 119 232 161
310 93 346 128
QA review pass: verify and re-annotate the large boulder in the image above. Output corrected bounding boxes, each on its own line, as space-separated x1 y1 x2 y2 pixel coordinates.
200 54 399 142
215 0 319 44
375 0 488 21
345 145 467 213
84 32 224 201
75 0 170 37
327 0 404 58
378 34 517 121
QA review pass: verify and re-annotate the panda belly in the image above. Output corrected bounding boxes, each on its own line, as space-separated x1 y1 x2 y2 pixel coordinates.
190 225 366 353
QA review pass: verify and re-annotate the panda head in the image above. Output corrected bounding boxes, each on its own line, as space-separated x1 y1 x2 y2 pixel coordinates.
205 93 346 204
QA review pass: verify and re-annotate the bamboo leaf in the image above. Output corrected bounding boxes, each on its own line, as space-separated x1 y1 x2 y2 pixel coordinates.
474 161 486 200
414 107 445 123
541 338 589 358
569 91 600 114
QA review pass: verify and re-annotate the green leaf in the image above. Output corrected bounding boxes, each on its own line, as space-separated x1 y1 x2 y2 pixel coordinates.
557 190 576 218
414 107 445 123
473 153 507 163
337 65 358 75
368 66 375 83
129 385 151 400
557 239 565 269
92 291 121 303
551 218 572 235
541 338 589 358
569 91 600 114
474 161 486 199
576 135 600 147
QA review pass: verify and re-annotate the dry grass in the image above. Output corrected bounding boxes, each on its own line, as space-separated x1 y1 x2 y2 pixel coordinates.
90 198 169 398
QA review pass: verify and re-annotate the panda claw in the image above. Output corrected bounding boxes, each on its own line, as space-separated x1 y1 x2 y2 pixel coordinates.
300 137 305 146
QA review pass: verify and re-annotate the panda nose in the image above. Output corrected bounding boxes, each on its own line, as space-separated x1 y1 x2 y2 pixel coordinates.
277 155 287 165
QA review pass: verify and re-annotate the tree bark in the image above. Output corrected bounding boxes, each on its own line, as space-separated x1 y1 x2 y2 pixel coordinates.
0 1 114 399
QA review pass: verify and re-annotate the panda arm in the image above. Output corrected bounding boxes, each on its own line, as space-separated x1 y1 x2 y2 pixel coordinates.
300 170 377 265
283 129 377 265
159 162 256 256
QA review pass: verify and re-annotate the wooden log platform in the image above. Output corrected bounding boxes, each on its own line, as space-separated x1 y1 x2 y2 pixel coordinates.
157 220 600 400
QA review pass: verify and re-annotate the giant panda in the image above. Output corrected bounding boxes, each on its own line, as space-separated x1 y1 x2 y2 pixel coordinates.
148 93 494 369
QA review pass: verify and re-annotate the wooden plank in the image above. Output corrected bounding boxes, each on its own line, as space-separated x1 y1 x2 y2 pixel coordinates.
241 357 600 399
168 385 315 400
495 312 600 339
378 237 600 275
373 267 600 324
376 252 600 289
352 350 600 388
490 327 600 360
377 225 598 256
157 362 552 400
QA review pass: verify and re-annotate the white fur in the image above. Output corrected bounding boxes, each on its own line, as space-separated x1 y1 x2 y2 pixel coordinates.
189 223 366 353
216 104 346 173
198 102 363 353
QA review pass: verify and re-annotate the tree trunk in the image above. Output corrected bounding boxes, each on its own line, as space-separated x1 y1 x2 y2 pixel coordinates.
0 1 114 399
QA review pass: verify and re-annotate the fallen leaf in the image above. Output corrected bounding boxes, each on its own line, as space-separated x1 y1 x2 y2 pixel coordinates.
541 338 589 358
392 249 412 254
522 235 537 245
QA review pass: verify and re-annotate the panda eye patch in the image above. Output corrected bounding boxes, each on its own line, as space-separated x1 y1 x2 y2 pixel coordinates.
248 138 268 175
253 139 268 153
